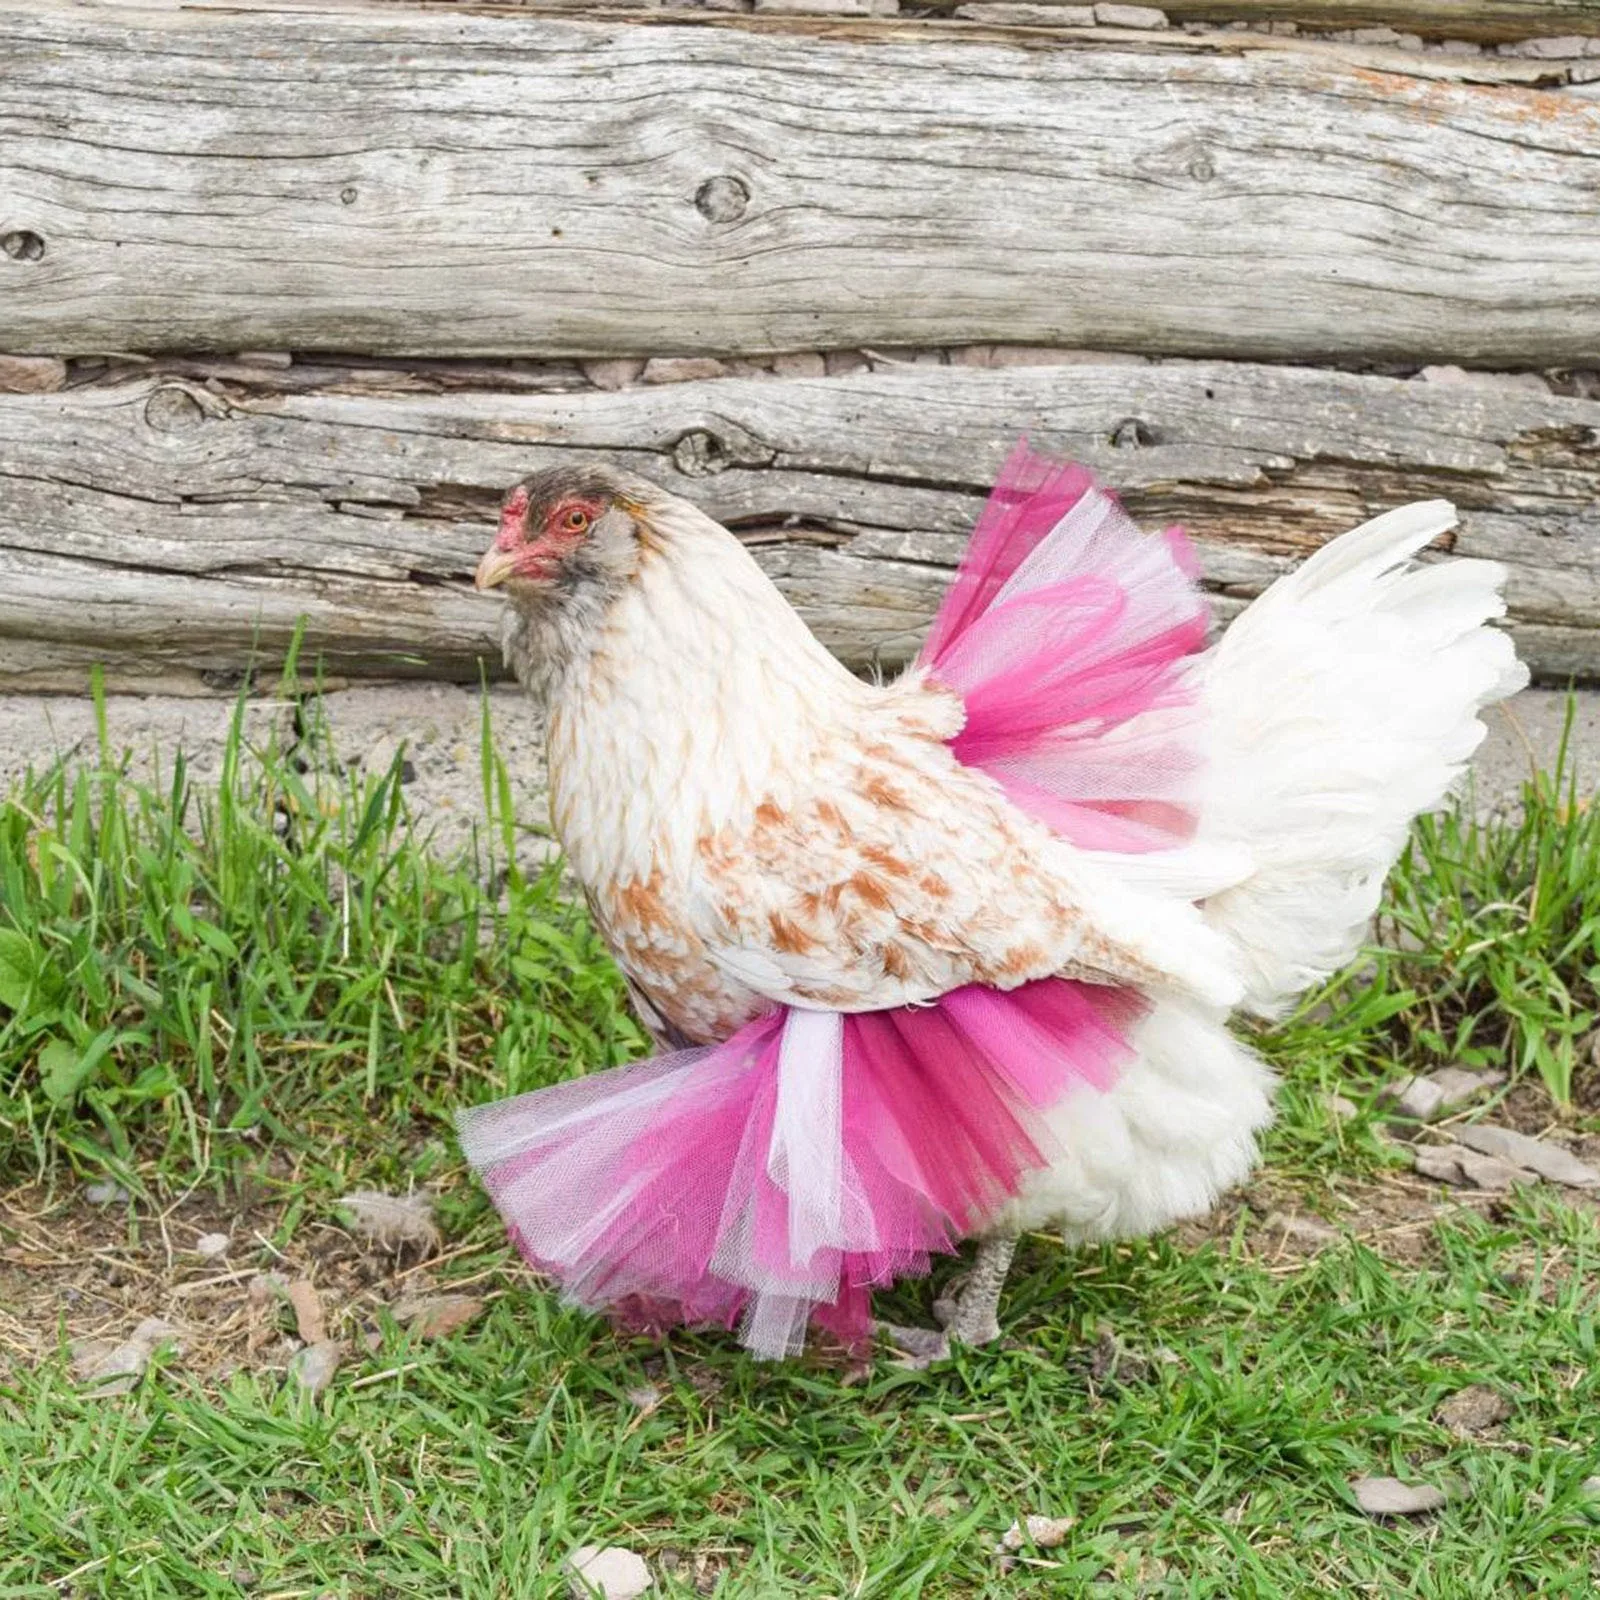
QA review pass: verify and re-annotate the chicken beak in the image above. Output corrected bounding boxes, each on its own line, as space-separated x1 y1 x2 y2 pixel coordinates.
474 547 519 591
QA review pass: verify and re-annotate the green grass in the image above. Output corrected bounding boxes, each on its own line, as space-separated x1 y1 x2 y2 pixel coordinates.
1 687 1597 1597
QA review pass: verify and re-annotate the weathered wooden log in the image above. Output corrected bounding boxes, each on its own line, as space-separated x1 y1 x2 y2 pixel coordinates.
1 361 1596 689
3 3 1600 364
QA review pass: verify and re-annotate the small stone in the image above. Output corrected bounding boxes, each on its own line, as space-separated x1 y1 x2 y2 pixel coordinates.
1417 365 1552 395
824 350 871 376
194 1232 231 1258
290 1340 344 1396
947 344 994 367
85 1181 129 1206
1456 1125 1600 1188
1092 2 1165 27
1425 1066 1507 1111
74 1318 179 1395
1411 1142 1522 1191
581 359 646 391
1566 60 1600 82
956 2 1095 20
755 0 897 12
987 344 1144 367
1348 24 1403 42
1352 1476 1448 1517
566 1545 652 1599
770 351 827 379
1327 1094 1359 1120
0 354 67 394
1383 1075 1447 1121
641 356 728 384
1435 39 1482 55
1499 34 1590 58
1436 1384 1511 1436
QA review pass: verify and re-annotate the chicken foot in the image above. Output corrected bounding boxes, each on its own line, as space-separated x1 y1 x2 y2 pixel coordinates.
878 1231 1019 1366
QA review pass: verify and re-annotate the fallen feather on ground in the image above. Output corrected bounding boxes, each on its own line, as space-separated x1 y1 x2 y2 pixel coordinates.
335 1191 442 1254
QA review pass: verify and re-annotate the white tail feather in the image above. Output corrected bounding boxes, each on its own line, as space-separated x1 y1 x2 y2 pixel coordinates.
1193 500 1528 1016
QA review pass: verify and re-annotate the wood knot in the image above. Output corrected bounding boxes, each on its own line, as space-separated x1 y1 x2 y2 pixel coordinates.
1 230 45 262
1111 417 1159 449
144 385 208 434
673 430 729 476
340 186 358 206
694 176 749 223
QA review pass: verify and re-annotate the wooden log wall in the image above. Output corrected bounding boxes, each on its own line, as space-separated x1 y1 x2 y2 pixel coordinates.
2 0 1598 688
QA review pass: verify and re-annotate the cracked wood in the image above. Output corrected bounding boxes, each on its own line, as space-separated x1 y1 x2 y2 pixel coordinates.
1 360 1596 689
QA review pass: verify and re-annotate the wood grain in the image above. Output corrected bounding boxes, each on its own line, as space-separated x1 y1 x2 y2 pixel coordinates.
1 361 1596 689
3 3 1600 363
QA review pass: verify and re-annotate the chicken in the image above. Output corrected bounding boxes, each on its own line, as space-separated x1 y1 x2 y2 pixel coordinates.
460 446 1526 1360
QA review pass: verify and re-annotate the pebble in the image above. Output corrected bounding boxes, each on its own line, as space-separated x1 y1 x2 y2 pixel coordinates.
581 359 646 392
566 1545 652 1599
0 354 67 394
956 2 1095 20
1093 1 1166 26
770 351 827 379
640 357 729 385
194 1232 231 1258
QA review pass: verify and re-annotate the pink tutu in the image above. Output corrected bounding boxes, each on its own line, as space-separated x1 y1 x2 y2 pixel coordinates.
458 444 1212 1357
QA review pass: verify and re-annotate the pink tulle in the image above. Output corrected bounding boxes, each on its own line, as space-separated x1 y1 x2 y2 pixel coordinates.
460 443 1213 1356
459 982 1140 1357
924 441 1210 854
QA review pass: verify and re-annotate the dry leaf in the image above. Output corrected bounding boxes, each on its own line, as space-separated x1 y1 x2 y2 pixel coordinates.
394 1293 482 1339
1455 1126 1600 1188
566 1544 651 1599
286 1279 327 1345
335 1190 441 1254
997 1514 1074 1551
290 1340 344 1395
1437 1385 1511 1436
1351 1476 1448 1517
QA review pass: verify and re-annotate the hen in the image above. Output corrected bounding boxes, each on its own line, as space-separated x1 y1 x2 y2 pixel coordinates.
461 446 1526 1360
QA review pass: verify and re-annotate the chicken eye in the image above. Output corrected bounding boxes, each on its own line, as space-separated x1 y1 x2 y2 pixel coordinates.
562 507 591 535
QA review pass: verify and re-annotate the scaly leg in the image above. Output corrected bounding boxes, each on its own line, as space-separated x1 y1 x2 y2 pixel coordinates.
879 1230 1020 1365
935 1232 1018 1347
